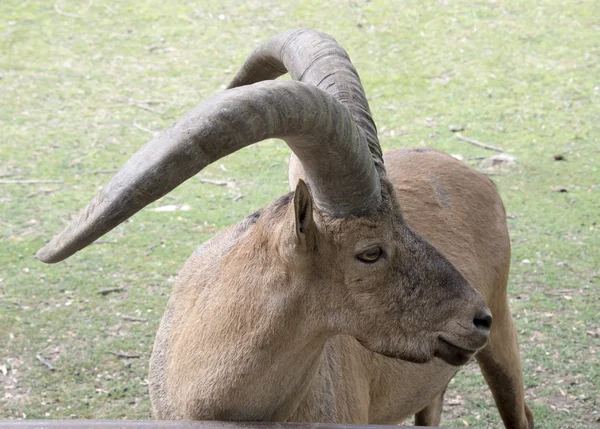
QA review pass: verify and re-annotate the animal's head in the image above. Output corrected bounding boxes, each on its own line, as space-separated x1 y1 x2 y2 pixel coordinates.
38 29 490 366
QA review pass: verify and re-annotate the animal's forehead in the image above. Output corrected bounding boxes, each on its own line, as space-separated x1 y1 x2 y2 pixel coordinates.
321 213 395 240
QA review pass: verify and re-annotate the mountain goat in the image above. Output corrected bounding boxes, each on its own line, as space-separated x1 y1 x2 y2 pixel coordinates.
37 29 533 428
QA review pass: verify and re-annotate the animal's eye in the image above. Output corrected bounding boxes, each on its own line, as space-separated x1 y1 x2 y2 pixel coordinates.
356 247 382 264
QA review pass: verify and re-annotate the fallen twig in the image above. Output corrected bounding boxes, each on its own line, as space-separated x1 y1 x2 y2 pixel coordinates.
198 178 230 186
26 189 58 199
118 98 165 115
130 103 164 115
54 0 92 18
179 15 198 25
455 133 504 152
108 351 141 359
133 122 159 135
36 354 55 371
97 287 125 296
90 170 117 175
128 98 169 105
146 243 160 252
543 289 580 297
122 315 148 322
0 180 62 185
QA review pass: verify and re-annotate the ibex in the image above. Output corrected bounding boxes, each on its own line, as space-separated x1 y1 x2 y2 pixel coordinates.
37 29 533 428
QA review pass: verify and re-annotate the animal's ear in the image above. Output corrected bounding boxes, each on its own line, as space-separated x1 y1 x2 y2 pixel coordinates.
293 179 317 251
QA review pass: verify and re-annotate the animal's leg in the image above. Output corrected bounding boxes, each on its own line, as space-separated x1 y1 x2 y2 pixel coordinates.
414 388 445 426
476 296 534 429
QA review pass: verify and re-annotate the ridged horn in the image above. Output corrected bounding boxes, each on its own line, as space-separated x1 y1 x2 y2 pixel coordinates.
228 28 384 172
37 81 381 264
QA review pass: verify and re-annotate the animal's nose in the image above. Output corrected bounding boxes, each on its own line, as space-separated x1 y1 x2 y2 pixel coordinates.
473 309 493 331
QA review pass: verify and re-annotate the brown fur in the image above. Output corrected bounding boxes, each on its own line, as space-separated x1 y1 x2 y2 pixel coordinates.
149 148 533 428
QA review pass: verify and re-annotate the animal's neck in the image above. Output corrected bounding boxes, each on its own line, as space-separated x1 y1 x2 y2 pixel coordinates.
168 266 330 421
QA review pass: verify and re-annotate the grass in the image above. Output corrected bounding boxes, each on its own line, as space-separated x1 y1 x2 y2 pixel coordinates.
1 0 598 427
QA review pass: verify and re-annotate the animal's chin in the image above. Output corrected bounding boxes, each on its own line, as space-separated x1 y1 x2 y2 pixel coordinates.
434 338 476 366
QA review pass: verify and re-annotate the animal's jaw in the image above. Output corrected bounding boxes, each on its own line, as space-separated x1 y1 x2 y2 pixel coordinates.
434 337 480 366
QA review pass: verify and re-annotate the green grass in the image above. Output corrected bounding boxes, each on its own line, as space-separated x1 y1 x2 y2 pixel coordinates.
1 0 598 427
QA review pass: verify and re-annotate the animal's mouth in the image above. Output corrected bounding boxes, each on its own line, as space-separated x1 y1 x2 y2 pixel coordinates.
434 337 477 366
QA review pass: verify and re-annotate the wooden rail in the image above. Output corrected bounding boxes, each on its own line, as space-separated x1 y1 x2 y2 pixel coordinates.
0 421 453 429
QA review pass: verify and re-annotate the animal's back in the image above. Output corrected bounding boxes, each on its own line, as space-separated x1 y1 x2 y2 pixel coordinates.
385 147 511 304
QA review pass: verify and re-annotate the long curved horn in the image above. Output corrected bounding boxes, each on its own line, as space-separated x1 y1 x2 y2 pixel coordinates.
37 81 381 263
228 28 384 172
